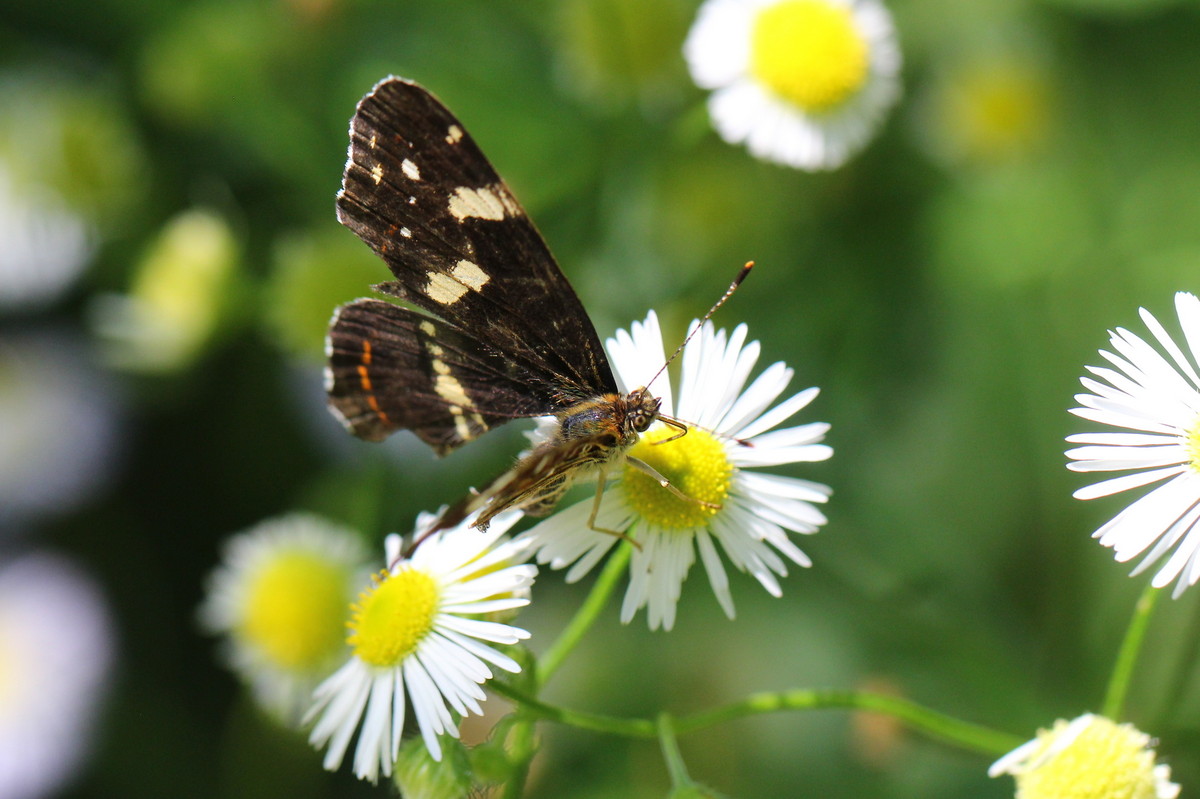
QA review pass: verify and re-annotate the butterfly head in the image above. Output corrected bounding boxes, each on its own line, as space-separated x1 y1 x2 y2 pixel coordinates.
623 387 661 436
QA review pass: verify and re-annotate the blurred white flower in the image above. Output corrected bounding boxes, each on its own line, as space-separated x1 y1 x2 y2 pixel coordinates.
0 334 118 530
684 0 901 170
0 553 114 799
0 165 92 312
199 514 372 724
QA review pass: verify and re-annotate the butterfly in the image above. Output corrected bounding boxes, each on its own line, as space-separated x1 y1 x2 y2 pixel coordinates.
325 77 746 537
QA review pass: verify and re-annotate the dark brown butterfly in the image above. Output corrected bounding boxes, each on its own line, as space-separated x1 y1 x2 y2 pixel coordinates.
325 77 746 537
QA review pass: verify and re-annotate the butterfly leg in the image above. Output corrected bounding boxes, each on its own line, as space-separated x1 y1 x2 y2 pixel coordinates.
585 467 642 549
625 456 722 510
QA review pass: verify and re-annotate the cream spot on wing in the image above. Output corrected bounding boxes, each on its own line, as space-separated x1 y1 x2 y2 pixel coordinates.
446 125 463 144
370 164 384 185
453 414 471 440
419 320 436 336
451 260 490 292
408 196 417 205
425 272 469 304
431 359 451 375
448 185 515 221
369 134 377 149
435 373 472 407
401 159 420 180
400 227 412 238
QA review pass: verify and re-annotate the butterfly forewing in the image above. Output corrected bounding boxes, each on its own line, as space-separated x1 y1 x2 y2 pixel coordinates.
335 77 616 403
327 76 663 536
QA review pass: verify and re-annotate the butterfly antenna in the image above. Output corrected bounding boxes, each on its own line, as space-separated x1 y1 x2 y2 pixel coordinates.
644 261 754 390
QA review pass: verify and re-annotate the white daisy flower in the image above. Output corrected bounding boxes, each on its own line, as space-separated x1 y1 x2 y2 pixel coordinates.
0 334 117 528
1067 291 1200 597
0 553 114 799
520 312 832 631
988 714 1179 799
198 513 371 724
683 0 902 170
306 510 534 783
0 163 93 312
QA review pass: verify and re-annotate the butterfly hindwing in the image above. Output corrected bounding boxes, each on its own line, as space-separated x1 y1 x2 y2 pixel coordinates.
326 298 565 453
335 77 617 410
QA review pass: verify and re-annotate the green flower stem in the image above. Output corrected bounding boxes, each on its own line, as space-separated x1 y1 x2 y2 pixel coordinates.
492 682 1024 755
501 715 538 799
535 542 632 687
490 679 657 738
657 713 696 791
499 544 631 798
674 690 1024 755
1102 583 1161 720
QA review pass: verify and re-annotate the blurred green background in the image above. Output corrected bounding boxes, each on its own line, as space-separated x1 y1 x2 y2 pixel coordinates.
4 0 1200 796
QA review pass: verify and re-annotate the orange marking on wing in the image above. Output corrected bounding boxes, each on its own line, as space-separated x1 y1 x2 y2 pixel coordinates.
356 341 392 425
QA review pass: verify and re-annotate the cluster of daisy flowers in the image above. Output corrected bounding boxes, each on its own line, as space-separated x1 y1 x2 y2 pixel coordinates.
203 510 535 782
201 311 832 780
198 290 1200 790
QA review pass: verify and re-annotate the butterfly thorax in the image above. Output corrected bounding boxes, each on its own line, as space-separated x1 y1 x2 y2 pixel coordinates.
555 388 660 448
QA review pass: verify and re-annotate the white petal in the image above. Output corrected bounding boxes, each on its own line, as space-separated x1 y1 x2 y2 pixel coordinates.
1137 499 1200 586
352 671 395 781
1141 303 1200 389
1173 293 1200 379
310 660 373 772
1065 443 1188 471
1093 472 1200 558
1065 431 1178 447
1073 465 1185 500
403 657 452 761
730 437 833 467
717 361 794 436
683 0 753 89
436 624 524 674
738 470 832 503
734 386 820 440
696 529 736 619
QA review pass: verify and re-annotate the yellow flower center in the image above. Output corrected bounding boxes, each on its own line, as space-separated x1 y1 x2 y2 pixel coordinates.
347 567 440 667
750 0 870 113
623 425 732 530
239 551 350 670
1015 716 1167 799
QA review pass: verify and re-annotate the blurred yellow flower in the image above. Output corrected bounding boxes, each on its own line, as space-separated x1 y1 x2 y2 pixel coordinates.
989 714 1179 799
92 209 237 372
